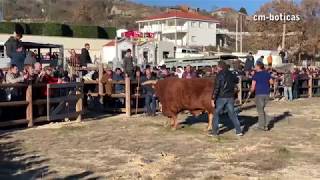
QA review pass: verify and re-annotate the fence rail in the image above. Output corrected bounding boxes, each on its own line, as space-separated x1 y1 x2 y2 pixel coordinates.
0 82 83 128
1 75 320 128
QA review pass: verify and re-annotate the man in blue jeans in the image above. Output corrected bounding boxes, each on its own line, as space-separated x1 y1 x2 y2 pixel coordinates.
251 61 273 131
209 61 243 137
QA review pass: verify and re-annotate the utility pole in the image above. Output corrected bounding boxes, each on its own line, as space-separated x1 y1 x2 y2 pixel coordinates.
240 14 243 53
282 23 286 50
235 19 238 52
174 10 177 47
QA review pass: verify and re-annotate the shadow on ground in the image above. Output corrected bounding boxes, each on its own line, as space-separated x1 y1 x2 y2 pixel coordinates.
180 111 292 134
0 130 101 179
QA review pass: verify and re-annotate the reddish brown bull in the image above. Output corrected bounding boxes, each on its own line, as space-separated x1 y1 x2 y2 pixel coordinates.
143 77 215 130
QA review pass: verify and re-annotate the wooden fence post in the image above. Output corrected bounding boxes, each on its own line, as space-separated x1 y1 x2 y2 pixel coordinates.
125 77 131 117
76 84 83 122
98 62 104 106
98 62 103 95
237 76 242 105
26 83 33 127
308 75 313 98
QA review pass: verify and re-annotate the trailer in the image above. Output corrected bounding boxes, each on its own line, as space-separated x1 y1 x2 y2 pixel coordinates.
0 41 64 69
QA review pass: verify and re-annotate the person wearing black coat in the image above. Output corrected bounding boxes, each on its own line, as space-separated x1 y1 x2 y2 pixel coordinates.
4 33 23 59
210 61 243 136
80 43 92 67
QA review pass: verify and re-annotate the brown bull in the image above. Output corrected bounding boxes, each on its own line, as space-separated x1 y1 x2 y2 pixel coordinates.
143 77 215 130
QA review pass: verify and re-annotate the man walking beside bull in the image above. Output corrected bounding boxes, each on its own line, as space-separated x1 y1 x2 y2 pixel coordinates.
209 61 243 137
250 61 273 131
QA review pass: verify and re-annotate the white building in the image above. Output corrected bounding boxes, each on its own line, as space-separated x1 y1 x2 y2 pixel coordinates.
116 29 128 38
102 38 175 67
137 11 219 47
102 39 134 67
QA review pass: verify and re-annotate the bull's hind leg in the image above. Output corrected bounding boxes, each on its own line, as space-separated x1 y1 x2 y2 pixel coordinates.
172 115 179 130
207 113 213 131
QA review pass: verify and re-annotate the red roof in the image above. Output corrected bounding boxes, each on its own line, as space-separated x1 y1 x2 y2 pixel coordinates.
104 40 116 47
214 8 235 13
137 11 218 22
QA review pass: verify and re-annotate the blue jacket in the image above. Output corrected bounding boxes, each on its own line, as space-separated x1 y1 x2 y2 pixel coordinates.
11 51 26 71
113 73 124 93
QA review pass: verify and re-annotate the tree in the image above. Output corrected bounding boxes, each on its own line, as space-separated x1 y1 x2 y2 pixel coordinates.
299 0 320 56
246 0 303 52
239 7 248 15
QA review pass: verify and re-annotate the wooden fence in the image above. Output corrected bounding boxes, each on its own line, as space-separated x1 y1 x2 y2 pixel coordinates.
0 82 83 128
2 75 320 128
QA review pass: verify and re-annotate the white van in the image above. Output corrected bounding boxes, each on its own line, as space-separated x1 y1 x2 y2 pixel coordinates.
175 48 205 59
0 42 11 69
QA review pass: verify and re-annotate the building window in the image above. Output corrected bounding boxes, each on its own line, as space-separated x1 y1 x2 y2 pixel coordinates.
191 21 197 27
200 22 207 28
191 36 196 42
163 51 169 59
168 19 175 26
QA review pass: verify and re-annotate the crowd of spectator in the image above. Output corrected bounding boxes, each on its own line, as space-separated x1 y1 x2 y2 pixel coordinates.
1 32 319 117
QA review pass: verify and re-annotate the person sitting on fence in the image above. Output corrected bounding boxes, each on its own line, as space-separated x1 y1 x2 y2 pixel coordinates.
5 32 23 60
11 45 26 71
283 69 293 101
182 65 197 79
80 43 92 68
141 68 157 116
123 49 134 79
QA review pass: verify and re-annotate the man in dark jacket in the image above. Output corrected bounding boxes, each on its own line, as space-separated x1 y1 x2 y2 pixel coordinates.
141 68 157 116
80 43 92 67
210 61 242 136
4 33 23 59
123 49 134 79
244 52 255 71
11 45 26 71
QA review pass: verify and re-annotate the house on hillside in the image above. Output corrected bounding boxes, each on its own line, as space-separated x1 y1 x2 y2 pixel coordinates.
211 8 239 18
101 39 134 67
136 11 219 47
110 5 133 16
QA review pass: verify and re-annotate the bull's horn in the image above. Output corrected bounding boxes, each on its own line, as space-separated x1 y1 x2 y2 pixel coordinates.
141 80 158 85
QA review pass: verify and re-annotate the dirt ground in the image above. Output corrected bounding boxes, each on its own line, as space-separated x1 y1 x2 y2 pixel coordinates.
1 98 320 180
